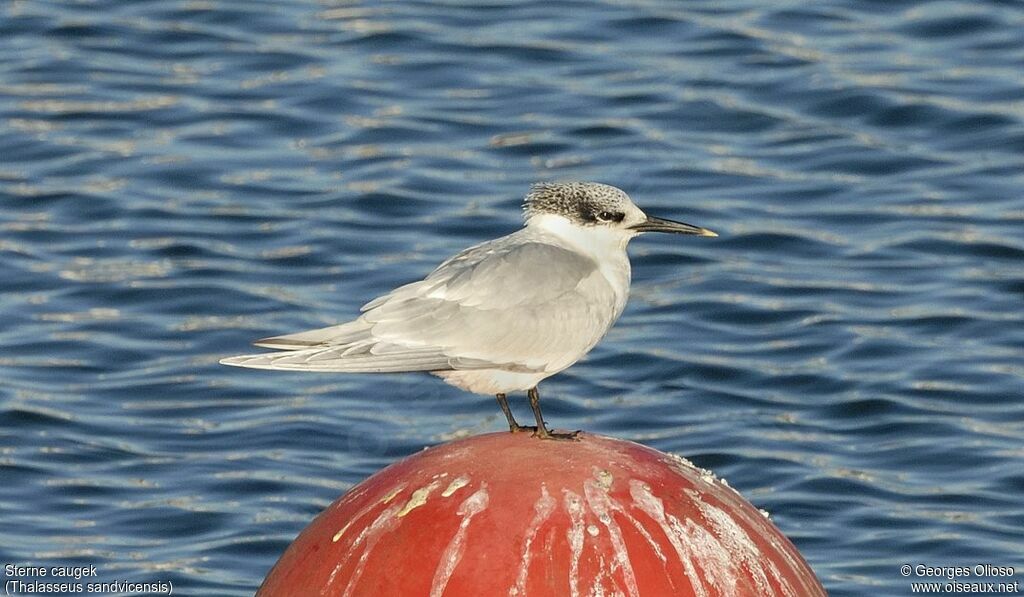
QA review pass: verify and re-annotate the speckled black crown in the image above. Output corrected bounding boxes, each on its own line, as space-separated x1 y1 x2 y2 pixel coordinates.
522 182 628 224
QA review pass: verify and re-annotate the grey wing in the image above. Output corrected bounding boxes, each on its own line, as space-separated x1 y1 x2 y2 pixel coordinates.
220 238 619 373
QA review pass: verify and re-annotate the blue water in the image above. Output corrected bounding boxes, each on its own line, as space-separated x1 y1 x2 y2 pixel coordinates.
2 1 1023 595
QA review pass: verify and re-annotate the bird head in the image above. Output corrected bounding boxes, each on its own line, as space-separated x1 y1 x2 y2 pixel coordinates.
522 182 717 240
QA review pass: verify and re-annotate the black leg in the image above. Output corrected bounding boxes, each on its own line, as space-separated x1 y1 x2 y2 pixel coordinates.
495 393 534 433
528 387 580 441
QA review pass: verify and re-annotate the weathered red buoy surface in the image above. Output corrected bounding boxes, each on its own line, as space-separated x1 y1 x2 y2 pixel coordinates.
259 432 825 596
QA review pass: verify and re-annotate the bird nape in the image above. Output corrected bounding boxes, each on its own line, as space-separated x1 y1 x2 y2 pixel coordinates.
221 182 717 440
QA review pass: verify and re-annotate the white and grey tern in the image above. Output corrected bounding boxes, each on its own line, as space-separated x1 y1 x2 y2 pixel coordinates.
221 182 716 440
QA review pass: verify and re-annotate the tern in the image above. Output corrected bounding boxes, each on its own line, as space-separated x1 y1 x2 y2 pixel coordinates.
221 182 716 440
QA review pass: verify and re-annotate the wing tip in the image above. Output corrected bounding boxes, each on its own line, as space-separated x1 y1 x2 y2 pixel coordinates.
219 354 283 371
252 336 319 350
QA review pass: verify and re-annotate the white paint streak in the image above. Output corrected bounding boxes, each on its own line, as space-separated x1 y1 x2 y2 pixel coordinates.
676 516 738 594
727 500 805 597
429 484 489 597
331 482 407 543
397 479 442 517
563 489 586 597
589 556 609 597
671 487 745 589
584 479 639 597
380 483 407 504
629 480 708 597
442 475 470 498
596 480 666 565
324 500 403 597
331 526 348 544
649 459 821 597
620 509 667 564
701 502 772 595
588 554 627 597
509 484 556 596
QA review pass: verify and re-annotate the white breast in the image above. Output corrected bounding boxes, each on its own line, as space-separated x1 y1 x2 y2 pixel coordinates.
528 214 633 318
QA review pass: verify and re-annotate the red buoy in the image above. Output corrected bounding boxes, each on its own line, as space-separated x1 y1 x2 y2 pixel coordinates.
259 432 825 596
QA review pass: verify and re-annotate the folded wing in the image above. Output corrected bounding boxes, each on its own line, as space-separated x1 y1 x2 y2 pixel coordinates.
220 235 619 374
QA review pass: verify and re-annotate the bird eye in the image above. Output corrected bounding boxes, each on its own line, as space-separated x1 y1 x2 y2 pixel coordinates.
597 211 616 222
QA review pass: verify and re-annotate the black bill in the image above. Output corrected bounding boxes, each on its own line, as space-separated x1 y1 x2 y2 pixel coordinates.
630 215 717 236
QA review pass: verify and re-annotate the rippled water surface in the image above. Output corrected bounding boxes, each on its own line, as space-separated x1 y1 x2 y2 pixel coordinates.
2 1 1023 595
